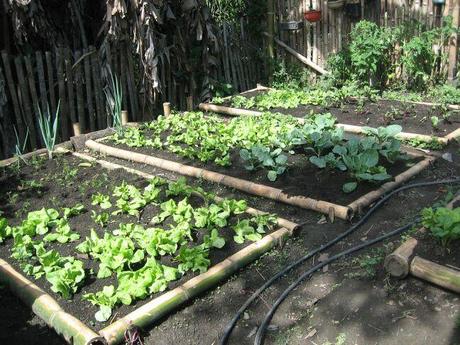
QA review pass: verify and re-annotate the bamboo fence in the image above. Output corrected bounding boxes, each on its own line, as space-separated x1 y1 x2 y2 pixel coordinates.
275 0 457 69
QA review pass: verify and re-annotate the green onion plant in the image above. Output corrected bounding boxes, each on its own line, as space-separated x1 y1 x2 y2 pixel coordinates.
37 101 60 160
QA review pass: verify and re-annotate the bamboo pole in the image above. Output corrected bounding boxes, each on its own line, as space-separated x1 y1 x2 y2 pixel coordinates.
411 256 460 293
85 140 352 220
384 237 418 278
71 151 298 233
98 226 292 345
0 258 106 345
347 156 436 214
121 111 128 126
447 0 459 83
262 32 329 75
163 102 171 117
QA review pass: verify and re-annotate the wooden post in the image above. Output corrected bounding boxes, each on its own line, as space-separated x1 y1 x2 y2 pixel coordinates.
72 123 81 136
163 102 171 117
121 110 128 125
447 0 459 83
186 96 193 111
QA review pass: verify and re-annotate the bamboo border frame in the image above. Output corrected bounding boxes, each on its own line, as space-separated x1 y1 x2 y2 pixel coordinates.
0 144 300 345
198 102 460 145
0 258 106 345
86 139 353 220
85 139 436 220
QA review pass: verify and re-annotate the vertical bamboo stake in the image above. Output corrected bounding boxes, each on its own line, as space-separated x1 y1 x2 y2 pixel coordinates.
163 102 171 117
36 51 48 113
83 48 96 132
186 96 193 111
2 51 25 144
65 51 78 135
15 56 38 149
45 51 57 117
90 46 105 129
74 51 86 133
447 0 459 83
121 110 128 125
267 0 275 83
56 49 70 140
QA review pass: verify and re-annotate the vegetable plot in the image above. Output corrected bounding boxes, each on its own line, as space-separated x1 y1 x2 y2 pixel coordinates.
111 111 411 192
0 174 277 323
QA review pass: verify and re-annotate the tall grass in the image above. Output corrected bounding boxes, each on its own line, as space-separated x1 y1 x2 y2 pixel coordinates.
37 101 60 160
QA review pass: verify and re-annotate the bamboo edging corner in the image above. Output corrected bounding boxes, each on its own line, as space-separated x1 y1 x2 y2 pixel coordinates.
98 226 291 345
85 139 352 220
0 258 106 345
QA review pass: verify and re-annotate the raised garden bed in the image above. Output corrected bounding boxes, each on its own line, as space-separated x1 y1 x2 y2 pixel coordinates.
203 87 460 147
0 152 295 345
90 111 435 220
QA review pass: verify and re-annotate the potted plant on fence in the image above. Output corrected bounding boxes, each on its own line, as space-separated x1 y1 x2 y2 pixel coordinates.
304 8 322 23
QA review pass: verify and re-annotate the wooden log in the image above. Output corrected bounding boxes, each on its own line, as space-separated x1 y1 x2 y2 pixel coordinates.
384 237 418 278
411 256 460 293
198 103 263 116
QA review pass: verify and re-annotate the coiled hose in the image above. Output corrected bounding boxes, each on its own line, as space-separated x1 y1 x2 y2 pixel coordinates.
220 178 460 345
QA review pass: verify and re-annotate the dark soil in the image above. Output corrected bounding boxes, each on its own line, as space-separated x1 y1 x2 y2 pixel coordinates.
0 154 274 331
107 135 421 206
1 142 459 345
222 90 460 137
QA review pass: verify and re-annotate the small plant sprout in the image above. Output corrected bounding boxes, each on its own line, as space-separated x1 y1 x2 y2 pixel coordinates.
104 72 123 135
430 116 440 129
13 126 29 166
37 102 60 160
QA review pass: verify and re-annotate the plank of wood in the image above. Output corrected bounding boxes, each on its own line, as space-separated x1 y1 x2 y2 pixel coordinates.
126 45 139 121
24 55 39 117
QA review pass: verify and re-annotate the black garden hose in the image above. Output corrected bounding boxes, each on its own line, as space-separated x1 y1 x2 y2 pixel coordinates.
219 177 460 345
253 219 417 345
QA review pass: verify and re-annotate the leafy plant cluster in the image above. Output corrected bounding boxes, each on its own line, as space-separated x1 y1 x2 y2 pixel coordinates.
327 18 459 91
1 175 277 322
113 111 408 190
113 111 298 170
422 207 460 247
0 205 85 299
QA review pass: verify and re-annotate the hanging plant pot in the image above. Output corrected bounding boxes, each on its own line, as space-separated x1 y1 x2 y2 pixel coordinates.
328 0 345 9
304 10 322 22
432 0 445 5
